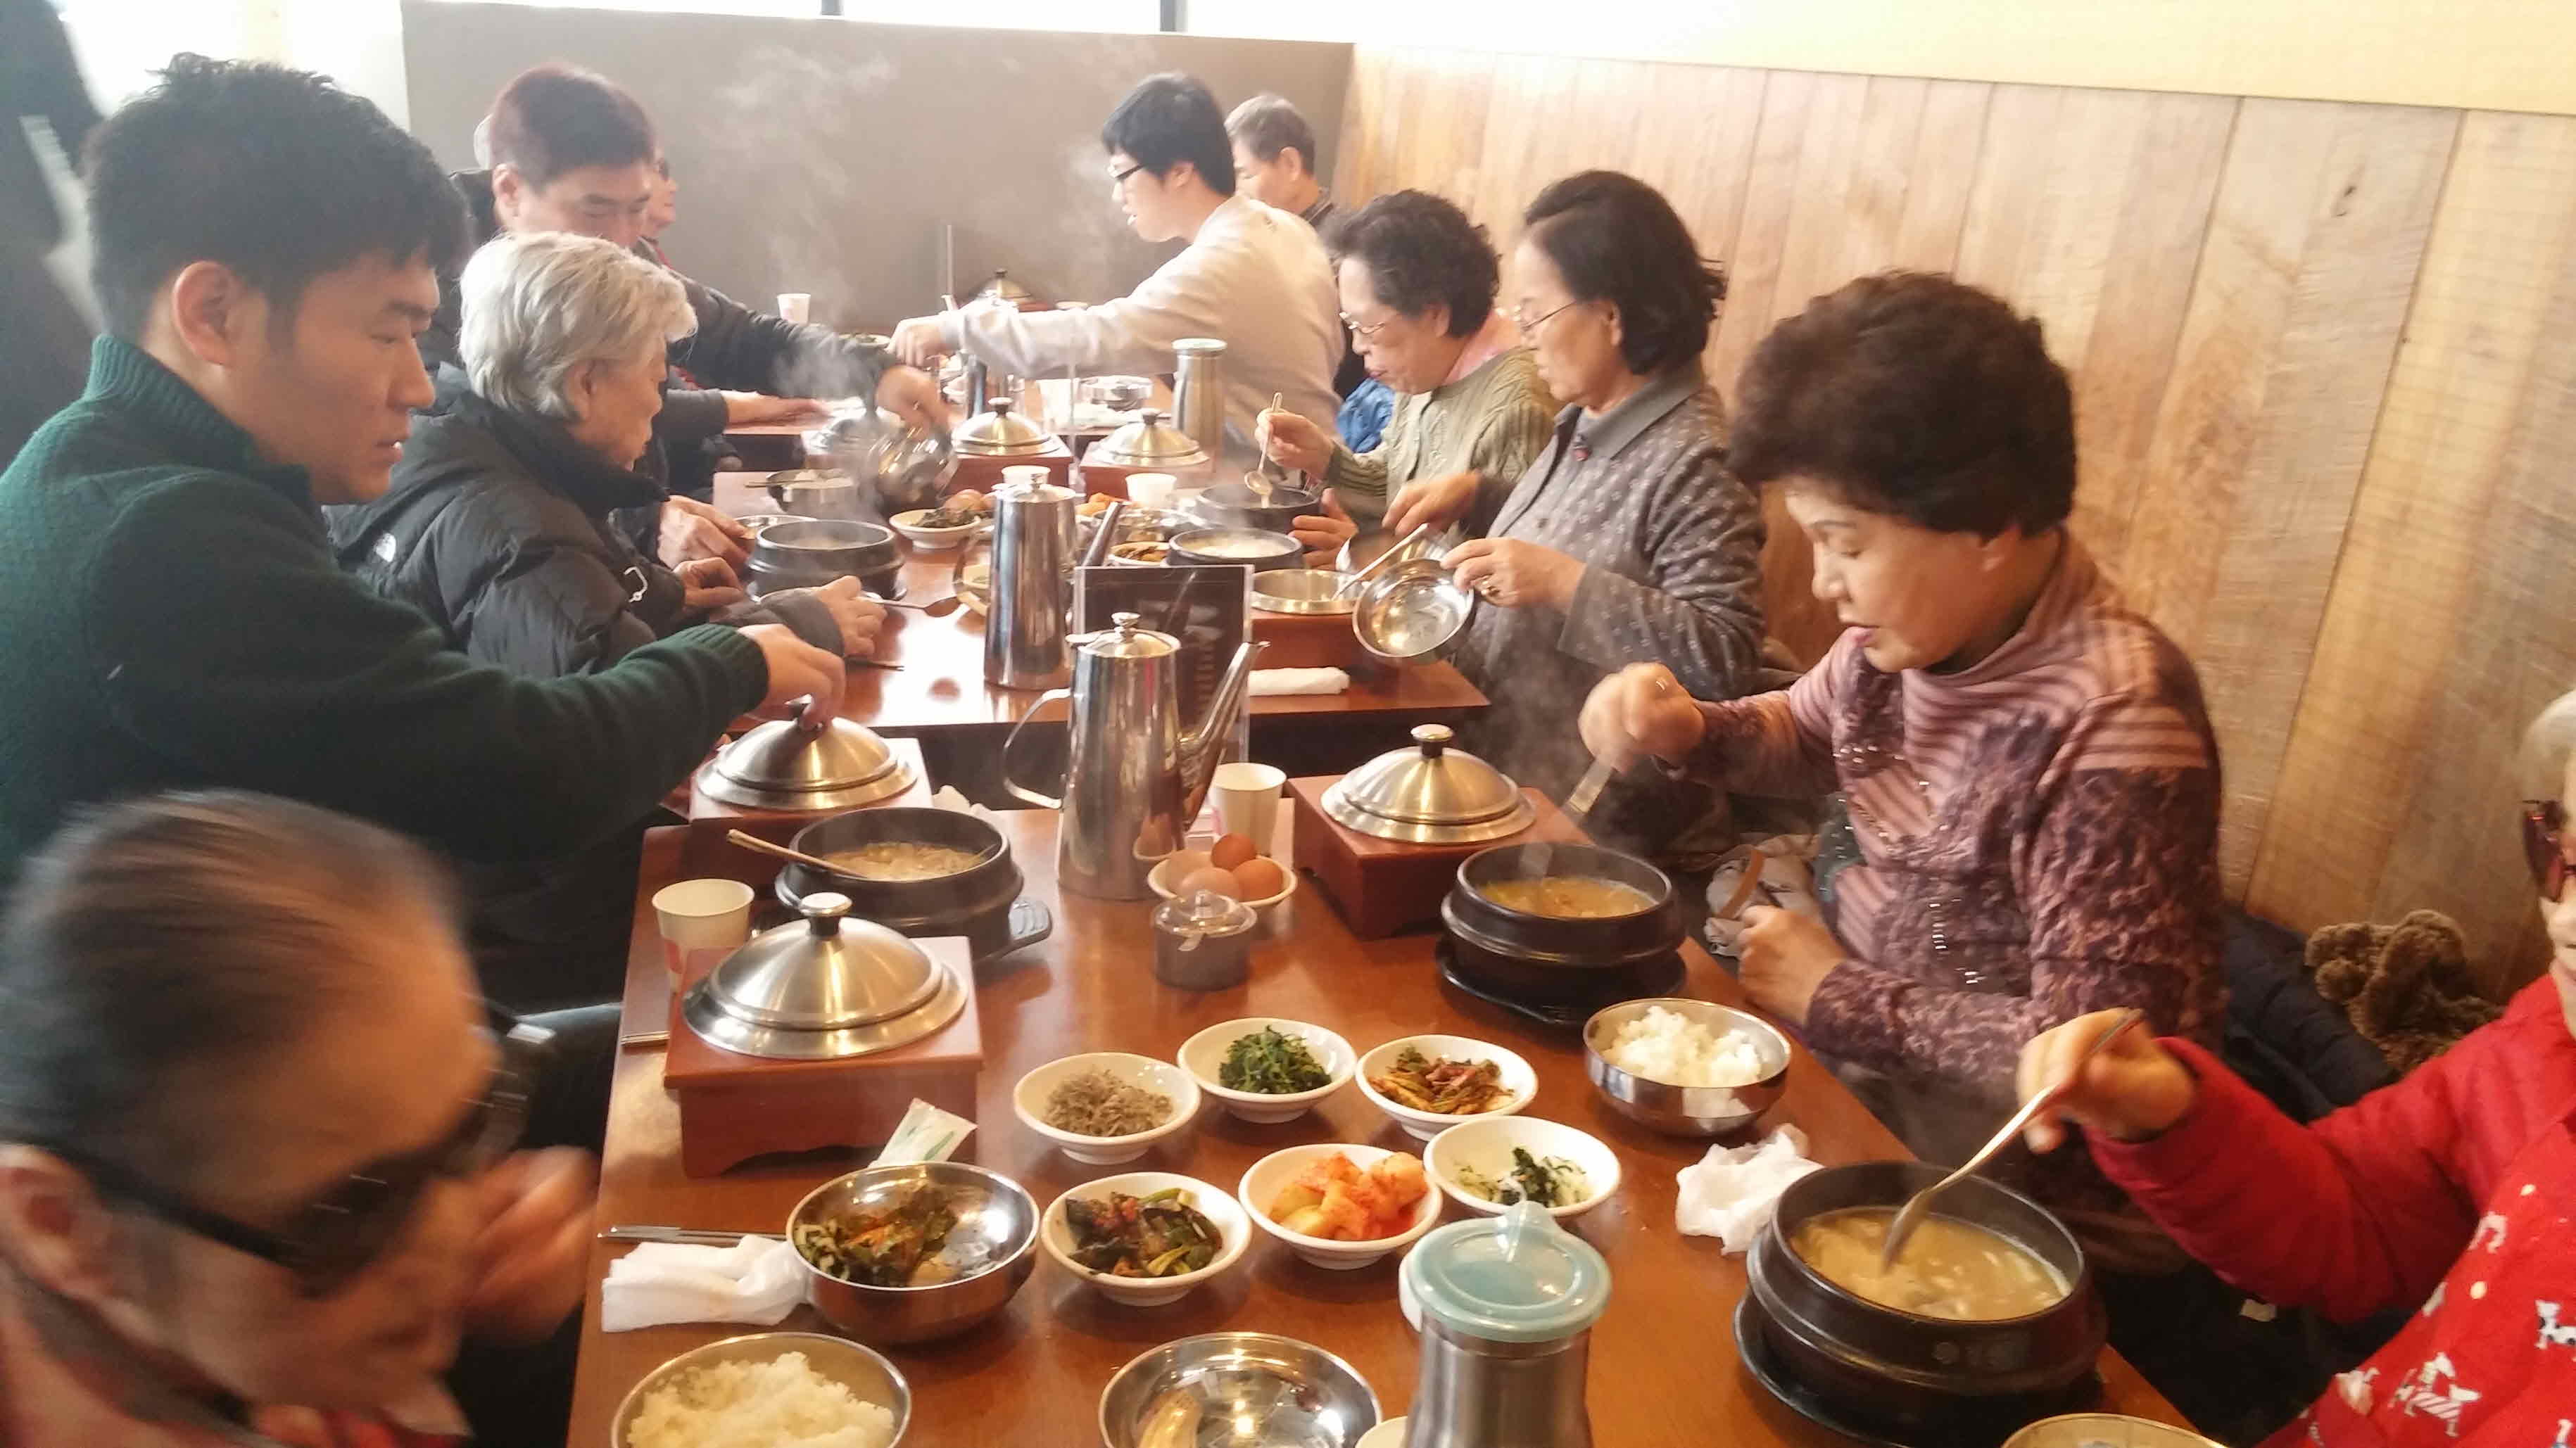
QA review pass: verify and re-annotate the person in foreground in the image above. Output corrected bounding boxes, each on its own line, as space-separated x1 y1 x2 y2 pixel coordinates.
1579 272 2225 1247
890 73 1341 466
1429 170 1766 862
0 56 843 884
332 231 884 1008
1252 189 1556 559
0 791 596 1446
2017 690 2576 1447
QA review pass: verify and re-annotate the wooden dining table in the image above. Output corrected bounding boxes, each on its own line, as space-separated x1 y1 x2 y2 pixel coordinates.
705 472 1489 740
564 809 2187 1446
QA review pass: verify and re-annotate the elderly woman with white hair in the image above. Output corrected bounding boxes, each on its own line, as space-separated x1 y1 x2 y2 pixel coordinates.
329 231 883 1008
2003 690 2576 1446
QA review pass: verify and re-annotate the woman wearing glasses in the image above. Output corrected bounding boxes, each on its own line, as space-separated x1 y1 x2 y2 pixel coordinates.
1385 170 1766 861
2007 693 2576 1446
1251 190 1559 558
0 792 593 1447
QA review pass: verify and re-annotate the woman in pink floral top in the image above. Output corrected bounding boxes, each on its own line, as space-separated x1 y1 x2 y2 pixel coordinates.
1582 272 2227 1266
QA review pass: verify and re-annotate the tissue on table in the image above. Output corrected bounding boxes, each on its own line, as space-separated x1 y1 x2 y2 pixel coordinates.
600 1235 806 1333
1674 1125 1823 1255
1249 667 1349 697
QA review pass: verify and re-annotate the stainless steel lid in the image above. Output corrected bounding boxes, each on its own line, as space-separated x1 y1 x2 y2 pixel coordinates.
975 268 1036 307
1089 409 1208 469
681 893 966 1060
953 396 1053 457
694 716 917 811
1078 611 1178 660
1321 724 1536 844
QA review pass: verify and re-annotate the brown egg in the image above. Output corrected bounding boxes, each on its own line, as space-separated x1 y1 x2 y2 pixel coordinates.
1177 866 1243 899
1232 856 1287 899
949 489 987 513
1208 833 1258 870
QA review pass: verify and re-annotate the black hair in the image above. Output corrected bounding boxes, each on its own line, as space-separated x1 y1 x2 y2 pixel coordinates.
1731 271 2076 537
1520 170 1725 377
1101 73 1235 198
0 792 458 1187
486 63 656 189
83 56 467 342
1328 191 1496 338
1225 93 1318 175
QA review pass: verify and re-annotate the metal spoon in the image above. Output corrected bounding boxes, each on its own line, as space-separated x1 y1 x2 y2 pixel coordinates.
875 594 963 618
724 828 848 876
600 1224 787 1246
1878 1008 2145 1268
1334 521 1434 597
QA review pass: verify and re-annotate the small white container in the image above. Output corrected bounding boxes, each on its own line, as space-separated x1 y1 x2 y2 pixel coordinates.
1423 1115 1622 1221
1012 1053 1200 1165
1040 1172 1249 1307
1177 1017 1352 1124
1239 1143 1444 1269
1354 1034 1538 1142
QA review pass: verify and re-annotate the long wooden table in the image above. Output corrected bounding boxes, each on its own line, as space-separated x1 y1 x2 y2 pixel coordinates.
707 473 1488 738
565 811 2185 1445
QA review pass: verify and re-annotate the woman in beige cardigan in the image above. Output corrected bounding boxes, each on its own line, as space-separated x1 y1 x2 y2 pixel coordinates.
1256 190 1558 564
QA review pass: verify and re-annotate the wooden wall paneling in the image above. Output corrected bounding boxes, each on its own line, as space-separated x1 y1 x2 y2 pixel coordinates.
1624 61 1768 274
1952 87 2237 569
2119 98 2458 892
1336 48 1391 201
2252 111 2576 989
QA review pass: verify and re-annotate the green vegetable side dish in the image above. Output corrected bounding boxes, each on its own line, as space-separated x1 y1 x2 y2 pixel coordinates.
1216 1027 1331 1095
1456 1148 1589 1208
792 1185 961 1286
1063 1188 1225 1278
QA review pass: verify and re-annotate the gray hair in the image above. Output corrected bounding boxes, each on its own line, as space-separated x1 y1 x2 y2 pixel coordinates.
457 231 694 420
2523 689 2576 799
1225 93 1318 173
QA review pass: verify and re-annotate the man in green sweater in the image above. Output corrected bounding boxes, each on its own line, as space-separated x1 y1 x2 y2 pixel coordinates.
0 56 845 882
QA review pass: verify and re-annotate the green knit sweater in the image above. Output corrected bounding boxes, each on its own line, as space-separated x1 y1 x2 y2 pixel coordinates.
0 338 769 877
1323 346 1558 533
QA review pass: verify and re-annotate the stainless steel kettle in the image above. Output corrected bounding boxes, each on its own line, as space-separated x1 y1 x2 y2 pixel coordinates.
982 476 1080 691
999 614 1264 898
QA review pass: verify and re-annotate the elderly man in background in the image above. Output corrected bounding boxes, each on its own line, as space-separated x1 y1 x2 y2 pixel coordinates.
1227 90 1373 420
434 63 945 552
891 73 1341 468
332 231 885 1009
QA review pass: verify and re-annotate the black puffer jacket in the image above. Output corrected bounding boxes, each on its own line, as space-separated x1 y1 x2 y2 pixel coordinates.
326 370 841 1010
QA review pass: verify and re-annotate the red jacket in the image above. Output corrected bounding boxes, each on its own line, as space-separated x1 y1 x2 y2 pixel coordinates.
2092 976 2576 1446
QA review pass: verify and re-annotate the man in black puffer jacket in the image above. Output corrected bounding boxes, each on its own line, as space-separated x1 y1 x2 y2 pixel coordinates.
336 231 883 1008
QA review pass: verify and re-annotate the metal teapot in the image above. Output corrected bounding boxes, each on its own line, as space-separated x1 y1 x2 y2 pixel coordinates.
999 614 1265 898
815 403 956 518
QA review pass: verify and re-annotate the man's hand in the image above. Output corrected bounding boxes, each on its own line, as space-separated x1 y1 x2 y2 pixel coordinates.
1292 490 1358 569
657 495 751 571
890 316 952 370
875 364 951 434
720 393 826 426
740 623 845 730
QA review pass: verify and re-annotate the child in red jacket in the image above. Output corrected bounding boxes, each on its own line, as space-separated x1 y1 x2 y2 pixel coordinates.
2021 711 2576 1447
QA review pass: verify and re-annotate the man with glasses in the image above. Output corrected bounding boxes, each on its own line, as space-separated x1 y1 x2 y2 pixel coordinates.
890 72 1340 469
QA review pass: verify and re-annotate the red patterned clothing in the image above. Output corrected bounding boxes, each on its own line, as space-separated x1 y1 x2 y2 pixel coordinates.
1687 536 2225 1252
2092 978 2576 1445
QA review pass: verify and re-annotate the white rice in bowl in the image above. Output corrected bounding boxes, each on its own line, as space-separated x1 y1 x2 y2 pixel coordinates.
627 1351 895 1448
1602 1005 1767 1088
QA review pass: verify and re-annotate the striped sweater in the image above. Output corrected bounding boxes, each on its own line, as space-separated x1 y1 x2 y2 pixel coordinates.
1691 537 2225 1250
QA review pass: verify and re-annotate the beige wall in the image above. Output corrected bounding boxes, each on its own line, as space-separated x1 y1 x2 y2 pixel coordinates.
1339 44 2576 997
1195 0 2576 117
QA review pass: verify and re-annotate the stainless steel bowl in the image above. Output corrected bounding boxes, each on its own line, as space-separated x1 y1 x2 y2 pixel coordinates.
1582 998 1792 1137
1168 526 1303 571
1099 1333 1382 1448
1251 569 1358 615
1352 558 1475 663
786 1161 1039 1345
607 1330 911 1447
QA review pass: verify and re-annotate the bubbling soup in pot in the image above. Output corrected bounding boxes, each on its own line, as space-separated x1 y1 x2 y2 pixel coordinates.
1477 875 1654 919
822 842 988 882
1791 1207 2067 1321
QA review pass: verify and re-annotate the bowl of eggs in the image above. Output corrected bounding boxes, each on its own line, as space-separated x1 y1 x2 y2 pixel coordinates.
1147 832 1296 913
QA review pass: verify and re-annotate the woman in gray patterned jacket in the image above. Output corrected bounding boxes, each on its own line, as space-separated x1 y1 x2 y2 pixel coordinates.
1392 172 1767 863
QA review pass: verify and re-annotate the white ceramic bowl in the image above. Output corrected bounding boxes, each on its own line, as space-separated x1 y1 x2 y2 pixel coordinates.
889 508 977 549
1238 1143 1444 1270
1146 851 1298 913
1012 1053 1201 1165
1177 1017 1353 1124
1354 1034 1538 1142
1039 1171 1251 1307
1423 1115 1622 1221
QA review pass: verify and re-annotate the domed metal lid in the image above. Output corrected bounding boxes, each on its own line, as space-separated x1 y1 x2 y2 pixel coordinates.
695 716 916 811
954 396 1053 457
1321 724 1535 844
974 268 1036 307
1090 409 1208 470
681 893 965 1060
1077 611 1178 661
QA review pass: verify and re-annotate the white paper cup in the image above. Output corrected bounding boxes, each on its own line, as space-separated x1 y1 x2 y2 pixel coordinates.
775 292 812 324
652 878 753 985
1000 464 1050 492
1126 471 1177 509
1210 762 1286 852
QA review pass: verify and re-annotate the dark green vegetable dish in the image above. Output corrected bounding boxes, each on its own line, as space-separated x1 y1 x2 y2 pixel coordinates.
793 1186 960 1286
1063 1188 1225 1278
1455 1148 1589 1209
1218 1027 1331 1094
